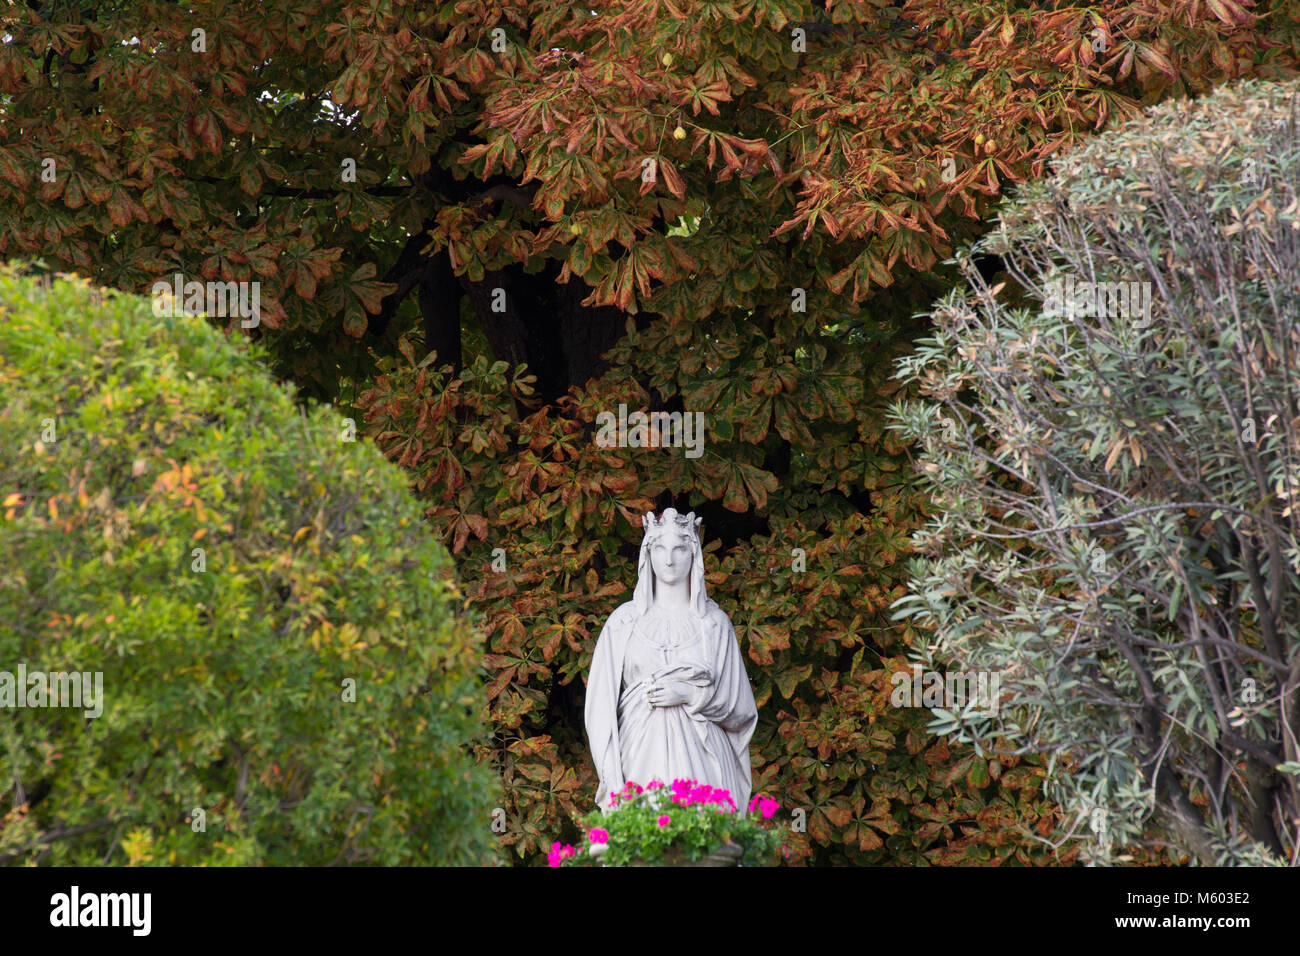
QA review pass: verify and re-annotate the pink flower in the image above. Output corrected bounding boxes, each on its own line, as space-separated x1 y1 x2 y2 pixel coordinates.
693 785 733 807
759 797 779 820
748 794 761 813
657 815 671 828
547 841 565 867
589 828 609 845
547 841 577 866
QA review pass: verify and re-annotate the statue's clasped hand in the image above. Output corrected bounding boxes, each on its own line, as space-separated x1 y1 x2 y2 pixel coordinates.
646 667 711 709
647 680 695 708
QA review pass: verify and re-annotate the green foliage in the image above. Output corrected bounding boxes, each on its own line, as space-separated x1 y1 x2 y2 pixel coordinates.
0 267 495 865
889 78 1300 866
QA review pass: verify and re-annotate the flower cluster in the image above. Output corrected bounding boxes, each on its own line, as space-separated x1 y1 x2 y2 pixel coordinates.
547 842 577 867
549 778 785 866
608 778 738 812
670 779 737 811
608 780 647 807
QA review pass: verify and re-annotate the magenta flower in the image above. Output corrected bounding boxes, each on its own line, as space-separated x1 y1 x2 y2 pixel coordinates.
759 797 779 820
695 785 733 807
589 828 609 845
671 778 696 796
657 815 671 828
547 841 576 867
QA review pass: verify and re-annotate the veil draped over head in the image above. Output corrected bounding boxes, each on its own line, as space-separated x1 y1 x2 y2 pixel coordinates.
632 508 707 616
585 507 758 812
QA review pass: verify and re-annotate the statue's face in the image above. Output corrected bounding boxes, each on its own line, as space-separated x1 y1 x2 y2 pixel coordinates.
649 530 692 586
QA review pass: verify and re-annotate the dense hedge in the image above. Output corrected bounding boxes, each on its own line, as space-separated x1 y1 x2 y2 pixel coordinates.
0 267 494 865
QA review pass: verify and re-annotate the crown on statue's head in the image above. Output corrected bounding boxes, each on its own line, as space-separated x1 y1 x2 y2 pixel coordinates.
642 507 702 543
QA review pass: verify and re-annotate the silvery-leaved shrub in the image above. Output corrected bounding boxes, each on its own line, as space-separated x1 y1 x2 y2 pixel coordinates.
0 266 495 864
888 79 1300 866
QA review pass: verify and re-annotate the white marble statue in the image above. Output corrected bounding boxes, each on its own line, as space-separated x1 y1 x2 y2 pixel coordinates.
584 508 758 813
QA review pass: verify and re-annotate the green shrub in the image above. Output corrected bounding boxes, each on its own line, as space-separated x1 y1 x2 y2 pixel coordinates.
0 266 495 865
889 79 1300 865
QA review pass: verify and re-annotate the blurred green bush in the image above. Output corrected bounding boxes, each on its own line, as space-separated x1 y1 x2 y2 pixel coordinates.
0 265 496 865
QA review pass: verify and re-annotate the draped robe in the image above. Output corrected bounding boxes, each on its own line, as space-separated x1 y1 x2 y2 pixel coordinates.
585 596 757 812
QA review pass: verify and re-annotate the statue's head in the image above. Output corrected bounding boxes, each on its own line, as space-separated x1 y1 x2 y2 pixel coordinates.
645 508 698 586
634 508 707 616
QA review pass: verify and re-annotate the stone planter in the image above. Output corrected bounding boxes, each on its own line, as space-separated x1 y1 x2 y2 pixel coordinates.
590 842 745 867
